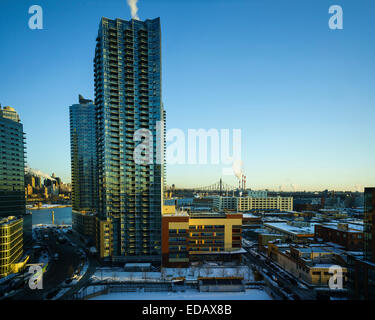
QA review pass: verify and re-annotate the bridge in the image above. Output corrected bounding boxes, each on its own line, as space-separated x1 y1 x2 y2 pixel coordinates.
169 179 240 194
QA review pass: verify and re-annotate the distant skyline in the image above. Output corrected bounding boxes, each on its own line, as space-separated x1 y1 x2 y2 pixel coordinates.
0 0 374 191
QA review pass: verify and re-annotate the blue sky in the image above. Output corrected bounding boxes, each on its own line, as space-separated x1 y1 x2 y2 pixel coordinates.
0 0 374 191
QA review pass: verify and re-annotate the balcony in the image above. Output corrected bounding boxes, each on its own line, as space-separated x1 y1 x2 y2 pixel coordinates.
108 57 118 63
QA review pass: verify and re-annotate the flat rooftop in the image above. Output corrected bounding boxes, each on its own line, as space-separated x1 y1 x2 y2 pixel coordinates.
319 222 363 233
0 216 21 226
190 212 241 218
264 222 317 235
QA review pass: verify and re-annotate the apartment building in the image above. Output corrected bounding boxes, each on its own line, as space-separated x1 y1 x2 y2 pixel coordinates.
0 216 24 278
162 211 243 267
213 195 293 212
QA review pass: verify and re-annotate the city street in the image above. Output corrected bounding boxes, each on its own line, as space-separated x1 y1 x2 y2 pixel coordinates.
242 243 316 300
58 231 98 300
11 228 82 300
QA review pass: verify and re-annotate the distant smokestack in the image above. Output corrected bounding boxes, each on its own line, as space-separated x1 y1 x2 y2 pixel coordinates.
127 0 140 20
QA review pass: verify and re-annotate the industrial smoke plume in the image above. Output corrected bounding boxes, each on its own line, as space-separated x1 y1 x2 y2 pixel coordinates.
232 160 243 180
127 0 140 20
25 166 55 181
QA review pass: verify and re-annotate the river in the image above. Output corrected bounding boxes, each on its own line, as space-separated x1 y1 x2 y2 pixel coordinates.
28 207 72 225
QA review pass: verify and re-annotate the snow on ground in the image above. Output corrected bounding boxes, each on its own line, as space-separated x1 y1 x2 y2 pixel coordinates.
91 269 162 283
297 282 308 289
33 224 72 229
81 285 106 296
54 252 89 298
91 265 254 283
89 289 272 300
163 265 254 282
27 204 68 209
72 262 89 284
330 296 348 300
71 248 89 283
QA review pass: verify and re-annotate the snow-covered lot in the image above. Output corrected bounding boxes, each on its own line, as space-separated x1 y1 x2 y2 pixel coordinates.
89 288 272 300
91 269 162 283
163 266 254 281
91 265 254 283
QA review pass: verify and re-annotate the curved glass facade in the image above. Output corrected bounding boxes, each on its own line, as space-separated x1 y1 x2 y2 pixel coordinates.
94 17 164 263
0 106 30 247
70 97 98 212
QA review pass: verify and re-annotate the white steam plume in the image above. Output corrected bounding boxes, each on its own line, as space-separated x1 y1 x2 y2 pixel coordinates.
25 166 56 181
290 183 298 192
232 160 243 180
127 0 140 20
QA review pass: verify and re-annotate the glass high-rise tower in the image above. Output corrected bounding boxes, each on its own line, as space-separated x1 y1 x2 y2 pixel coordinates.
364 187 375 263
348 187 375 299
0 106 31 247
94 17 164 264
70 95 98 212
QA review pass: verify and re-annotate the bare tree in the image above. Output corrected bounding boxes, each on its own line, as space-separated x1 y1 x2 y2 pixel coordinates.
190 266 196 278
221 268 226 277
177 268 184 278
248 267 253 281
204 266 213 277
235 268 241 277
